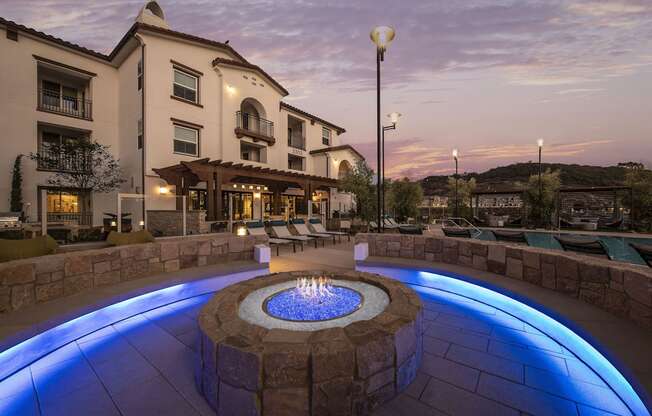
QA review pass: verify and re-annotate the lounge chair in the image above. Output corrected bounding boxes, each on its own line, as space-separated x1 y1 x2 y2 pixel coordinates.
473 216 487 226
308 218 350 242
245 221 300 255
290 219 334 245
383 218 399 229
368 221 379 231
492 230 528 244
507 217 522 227
601 218 623 230
398 225 422 235
442 228 472 238
630 243 652 267
554 235 612 259
269 220 318 248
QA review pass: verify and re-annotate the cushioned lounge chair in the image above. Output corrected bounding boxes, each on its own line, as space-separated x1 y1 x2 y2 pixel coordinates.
630 243 652 268
398 225 423 235
269 220 318 248
308 218 350 242
383 218 399 229
554 235 612 259
492 230 528 244
290 219 334 245
442 228 472 238
246 221 300 256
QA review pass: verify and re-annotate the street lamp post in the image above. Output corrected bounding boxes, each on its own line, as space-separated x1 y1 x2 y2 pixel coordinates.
537 139 544 226
382 112 402 231
452 149 459 218
370 26 395 233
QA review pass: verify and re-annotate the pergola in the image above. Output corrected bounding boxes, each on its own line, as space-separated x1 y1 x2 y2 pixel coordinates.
556 185 632 225
153 158 338 221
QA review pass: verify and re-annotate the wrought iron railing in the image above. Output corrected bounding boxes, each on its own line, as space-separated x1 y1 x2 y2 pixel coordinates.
38 88 92 120
288 133 306 150
47 212 93 226
236 111 274 138
37 146 92 173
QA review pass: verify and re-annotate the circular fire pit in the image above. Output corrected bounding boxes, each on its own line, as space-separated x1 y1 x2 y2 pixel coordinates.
196 270 423 416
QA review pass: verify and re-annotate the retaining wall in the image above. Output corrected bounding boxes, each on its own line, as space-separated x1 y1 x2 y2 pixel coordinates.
355 233 652 330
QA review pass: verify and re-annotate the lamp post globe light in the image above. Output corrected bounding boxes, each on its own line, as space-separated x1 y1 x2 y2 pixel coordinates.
370 26 395 233
381 112 402 231
537 139 544 226
452 149 459 218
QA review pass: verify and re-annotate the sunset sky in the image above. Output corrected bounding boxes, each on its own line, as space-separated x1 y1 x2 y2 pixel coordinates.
3 0 651 178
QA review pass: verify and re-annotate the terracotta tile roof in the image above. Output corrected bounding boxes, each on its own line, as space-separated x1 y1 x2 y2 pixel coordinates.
212 57 289 96
310 145 365 161
280 102 346 134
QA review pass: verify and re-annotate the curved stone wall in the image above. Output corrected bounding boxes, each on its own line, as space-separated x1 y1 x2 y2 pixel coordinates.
355 233 652 331
196 270 424 416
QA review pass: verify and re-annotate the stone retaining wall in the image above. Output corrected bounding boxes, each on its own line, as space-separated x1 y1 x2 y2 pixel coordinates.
0 233 266 314
147 210 209 236
355 233 652 330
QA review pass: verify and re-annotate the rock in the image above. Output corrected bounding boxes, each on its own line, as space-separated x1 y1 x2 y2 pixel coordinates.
160 242 179 261
623 270 652 307
218 381 260 416
522 251 540 270
263 387 309 416
579 263 609 284
488 244 506 264
63 273 93 295
35 281 64 302
311 340 355 383
506 257 523 279
1 264 35 285
366 367 394 393
472 255 488 271
396 354 418 392
556 256 579 281
523 267 542 285
64 256 92 276
355 333 395 379
263 343 310 388
541 262 556 289
218 337 262 391
312 377 353 416
11 284 34 310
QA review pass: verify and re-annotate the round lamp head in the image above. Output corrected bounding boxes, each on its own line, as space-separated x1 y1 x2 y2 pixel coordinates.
370 26 396 50
537 138 544 148
452 149 459 159
158 186 169 195
236 226 247 237
387 112 402 125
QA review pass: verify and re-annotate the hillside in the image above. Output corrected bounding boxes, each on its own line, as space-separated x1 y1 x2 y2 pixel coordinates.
420 162 629 196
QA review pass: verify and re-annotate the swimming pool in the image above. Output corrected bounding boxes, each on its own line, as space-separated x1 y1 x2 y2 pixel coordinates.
476 230 651 265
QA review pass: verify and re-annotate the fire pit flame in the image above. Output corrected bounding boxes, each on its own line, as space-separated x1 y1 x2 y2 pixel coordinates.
296 276 334 298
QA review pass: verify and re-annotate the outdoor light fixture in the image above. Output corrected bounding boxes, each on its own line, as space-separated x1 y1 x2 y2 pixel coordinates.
452 149 459 218
110 221 117 227
159 186 169 195
388 112 402 126
264 186 268 191
379 111 403 231
253 192 261 199
226 85 236 95
139 220 145 227
537 138 544 148
370 25 396 233
537 139 544 227
236 226 247 236
249 185 254 190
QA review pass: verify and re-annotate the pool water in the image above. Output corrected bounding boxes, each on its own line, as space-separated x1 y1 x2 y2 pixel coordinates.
476 230 650 265
264 286 362 321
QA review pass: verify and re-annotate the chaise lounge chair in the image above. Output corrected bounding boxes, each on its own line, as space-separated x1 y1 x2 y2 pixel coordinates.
442 228 472 238
630 243 652 267
492 230 528 244
290 219 334 245
245 221 300 256
269 220 318 248
554 235 612 259
398 225 423 235
308 218 350 242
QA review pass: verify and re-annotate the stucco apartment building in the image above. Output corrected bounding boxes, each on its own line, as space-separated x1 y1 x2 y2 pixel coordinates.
0 1 362 230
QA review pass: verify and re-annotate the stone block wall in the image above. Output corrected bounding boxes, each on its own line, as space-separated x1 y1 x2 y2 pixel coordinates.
0 233 266 314
355 233 652 331
147 210 208 236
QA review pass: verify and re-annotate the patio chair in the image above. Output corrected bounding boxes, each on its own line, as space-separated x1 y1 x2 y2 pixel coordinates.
290 219 334 245
492 230 528 244
368 221 379 231
383 218 399 229
554 235 612 259
340 220 352 234
270 220 318 248
398 225 423 235
308 218 350 242
245 221 300 256
473 216 487 226
442 228 472 238
630 243 652 268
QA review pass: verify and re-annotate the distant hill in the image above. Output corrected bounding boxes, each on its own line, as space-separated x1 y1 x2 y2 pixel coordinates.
420 162 629 196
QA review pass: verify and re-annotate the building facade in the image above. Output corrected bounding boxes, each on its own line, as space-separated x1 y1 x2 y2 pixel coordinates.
0 1 361 230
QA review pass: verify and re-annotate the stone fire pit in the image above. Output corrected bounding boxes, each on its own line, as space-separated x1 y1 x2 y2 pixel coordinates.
196 270 424 416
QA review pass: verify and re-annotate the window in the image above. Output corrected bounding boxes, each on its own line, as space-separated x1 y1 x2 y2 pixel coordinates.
173 69 198 103
173 125 198 156
322 127 331 146
38 129 86 171
288 154 305 171
137 119 143 149
47 190 81 214
240 142 265 163
137 59 143 91
41 80 79 112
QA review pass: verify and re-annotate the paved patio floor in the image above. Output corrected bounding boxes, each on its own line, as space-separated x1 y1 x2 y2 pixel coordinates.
0 240 645 416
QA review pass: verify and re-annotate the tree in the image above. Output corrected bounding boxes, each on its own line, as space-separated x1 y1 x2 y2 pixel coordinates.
523 169 561 227
386 178 423 222
29 140 125 193
10 155 23 213
623 164 652 231
446 176 476 219
339 159 377 222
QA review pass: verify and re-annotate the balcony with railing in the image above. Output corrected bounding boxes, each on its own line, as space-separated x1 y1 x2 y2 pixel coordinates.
47 212 93 226
38 88 93 120
288 132 306 150
36 145 92 173
235 111 275 145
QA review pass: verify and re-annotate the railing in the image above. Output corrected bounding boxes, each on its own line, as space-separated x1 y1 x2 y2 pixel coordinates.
38 88 92 120
288 133 306 150
47 212 93 226
37 146 92 173
437 217 483 238
236 111 274 139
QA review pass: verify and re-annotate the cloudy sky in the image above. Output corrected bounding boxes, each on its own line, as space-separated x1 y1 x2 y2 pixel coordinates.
3 0 651 178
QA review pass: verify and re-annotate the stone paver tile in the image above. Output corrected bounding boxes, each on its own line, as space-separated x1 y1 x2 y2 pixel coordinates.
577 404 625 416
420 352 480 391
77 333 141 366
446 344 524 383
477 373 578 416
524 366 629 415
32 357 100 402
0 369 39 416
436 312 494 335
487 340 568 376
374 393 446 416
175 327 200 351
423 309 439 321
30 342 82 371
0 367 33 399
176 379 217 416
112 375 199 416
489 311 527 332
155 346 197 389
490 326 564 354
422 293 497 316
76 326 119 345
144 305 198 336
425 322 489 352
421 376 519 416
40 382 119 416
565 360 606 387
423 335 450 357
422 300 469 318
90 350 159 395
404 371 431 399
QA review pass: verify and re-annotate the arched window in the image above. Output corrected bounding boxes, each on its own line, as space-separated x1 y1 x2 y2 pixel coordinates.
338 160 352 180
